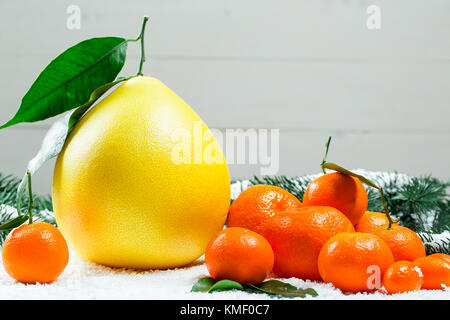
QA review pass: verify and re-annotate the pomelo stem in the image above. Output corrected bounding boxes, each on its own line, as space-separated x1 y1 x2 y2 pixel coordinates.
137 16 149 76
127 16 150 75
130 16 150 76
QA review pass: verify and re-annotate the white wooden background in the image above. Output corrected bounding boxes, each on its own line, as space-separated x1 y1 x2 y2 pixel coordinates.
0 0 449 194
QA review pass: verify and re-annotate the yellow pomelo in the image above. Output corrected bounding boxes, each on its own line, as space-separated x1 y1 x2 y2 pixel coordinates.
52 76 230 269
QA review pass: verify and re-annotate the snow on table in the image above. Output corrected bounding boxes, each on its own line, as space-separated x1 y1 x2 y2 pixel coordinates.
0 251 448 300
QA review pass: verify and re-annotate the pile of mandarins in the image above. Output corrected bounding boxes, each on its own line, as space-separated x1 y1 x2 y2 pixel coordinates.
205 172 450 294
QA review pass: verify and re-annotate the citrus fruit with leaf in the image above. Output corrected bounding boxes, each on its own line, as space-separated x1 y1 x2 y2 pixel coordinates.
2 222 69 283
318 232 394 292
205 227 274 285
368 225 425 262
413 256 450 289
356 211 399 232
383 260 423 294
263 206 354 280
302 172 368 225
52 76 230 268
227 184 302 235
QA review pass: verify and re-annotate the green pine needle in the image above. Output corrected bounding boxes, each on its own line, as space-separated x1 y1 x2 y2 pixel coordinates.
392 176 449 233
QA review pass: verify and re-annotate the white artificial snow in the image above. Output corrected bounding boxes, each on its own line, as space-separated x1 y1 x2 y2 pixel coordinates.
0 250 448 300
414 266 424 278
419 231 450 252
0 204 17 217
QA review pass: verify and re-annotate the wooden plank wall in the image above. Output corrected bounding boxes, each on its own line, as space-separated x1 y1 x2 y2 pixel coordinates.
0 0 449 193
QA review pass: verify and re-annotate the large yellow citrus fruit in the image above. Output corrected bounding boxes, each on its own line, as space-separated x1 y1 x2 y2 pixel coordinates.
52 76 230 269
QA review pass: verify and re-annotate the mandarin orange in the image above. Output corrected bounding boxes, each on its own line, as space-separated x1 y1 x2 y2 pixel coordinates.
370 225 425 262
2 222 69 284
205 227 274 284
302 172 368 225
227 184 302 234
318 232 394 292
413 256 450 289
428 253 450 264
383 260 423 294
356 211 398 233
263 206 354 280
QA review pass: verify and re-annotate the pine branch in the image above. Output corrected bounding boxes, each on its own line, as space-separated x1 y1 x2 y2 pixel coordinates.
418 232 450 255
0 172 53 211
250 175 313 200
0 173 21 206
392 176 449 232
0 172 54 244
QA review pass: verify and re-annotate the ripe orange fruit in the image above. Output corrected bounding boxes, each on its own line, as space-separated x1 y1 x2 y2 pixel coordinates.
318 232 394 292
205 227 274 284
369 225 425 262
413 256 450 289
355 211 398 233
428 253 450 264
227 184 302 235
263 206 354 280
383 261 423 294
2 222 69 284
302 172 368 225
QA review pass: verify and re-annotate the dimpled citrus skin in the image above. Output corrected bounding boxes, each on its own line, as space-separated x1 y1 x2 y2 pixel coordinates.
2 222 69 283
383 261 423 294
355 211 398 233
429 253 450 264
205 227 274 284
227 185 302 235
263 206 355 280
318 232 394 293
52 76 230 269
413 256 450 289
302 172 368 225
370 225 425 262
